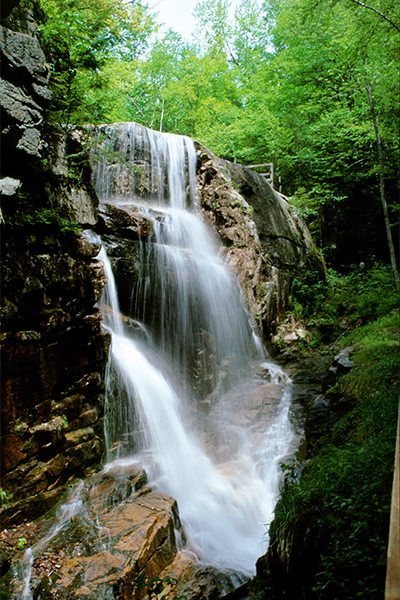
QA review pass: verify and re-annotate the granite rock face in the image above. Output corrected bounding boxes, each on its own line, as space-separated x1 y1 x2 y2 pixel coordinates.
195 142 325 337
8 463 185 599
0 1 50 163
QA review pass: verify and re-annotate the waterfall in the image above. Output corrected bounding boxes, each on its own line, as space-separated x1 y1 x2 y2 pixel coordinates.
91 121 198 209
98 243 294 576
89 123 297 577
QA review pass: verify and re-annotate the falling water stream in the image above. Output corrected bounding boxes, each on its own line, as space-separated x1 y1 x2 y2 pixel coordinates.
99 244 294 576
93 123 297 576
18 123 299 597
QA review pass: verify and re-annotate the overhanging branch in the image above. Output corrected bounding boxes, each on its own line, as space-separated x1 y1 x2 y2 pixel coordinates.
347 0 400 32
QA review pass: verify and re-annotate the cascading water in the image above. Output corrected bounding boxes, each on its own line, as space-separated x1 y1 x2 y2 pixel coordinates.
98 242 294 576
14 123 302 600
91 122 198 209
90 123 298 577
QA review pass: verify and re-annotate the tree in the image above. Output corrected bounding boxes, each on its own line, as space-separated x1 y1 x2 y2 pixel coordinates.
38 0 157 123
259 0 399 271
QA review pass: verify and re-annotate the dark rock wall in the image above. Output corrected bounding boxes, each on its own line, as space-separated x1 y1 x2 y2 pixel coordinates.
0 2 110 525
0 0 50 165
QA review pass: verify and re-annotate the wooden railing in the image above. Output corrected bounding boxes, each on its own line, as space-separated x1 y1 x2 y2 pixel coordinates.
246 162 286 196
385 404 400 600
247 163 274 186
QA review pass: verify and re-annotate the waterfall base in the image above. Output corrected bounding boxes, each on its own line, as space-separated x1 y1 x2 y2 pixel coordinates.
9 358 303 600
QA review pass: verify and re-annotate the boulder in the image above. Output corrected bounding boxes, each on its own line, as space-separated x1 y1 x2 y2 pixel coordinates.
8 465 185 600
322 345 356 392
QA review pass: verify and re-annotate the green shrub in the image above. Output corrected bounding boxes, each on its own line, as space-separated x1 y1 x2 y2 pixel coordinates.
8 206 81 235
268 310 399 599
289 262 399 348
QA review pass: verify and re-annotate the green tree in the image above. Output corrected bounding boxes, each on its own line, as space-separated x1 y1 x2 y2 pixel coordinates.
261 0 399 271
39 0 157 123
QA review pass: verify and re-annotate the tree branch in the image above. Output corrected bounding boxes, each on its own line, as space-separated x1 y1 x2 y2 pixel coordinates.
347 0 400 33
122 91 152 128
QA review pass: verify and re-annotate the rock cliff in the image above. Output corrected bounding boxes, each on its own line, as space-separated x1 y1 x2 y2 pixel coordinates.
1 1 110 527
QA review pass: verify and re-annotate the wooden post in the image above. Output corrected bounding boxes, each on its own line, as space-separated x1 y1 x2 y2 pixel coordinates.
385 403 400 600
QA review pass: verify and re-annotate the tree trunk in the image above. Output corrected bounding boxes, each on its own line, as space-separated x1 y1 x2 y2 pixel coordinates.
364 62 400 293
159 98 165 132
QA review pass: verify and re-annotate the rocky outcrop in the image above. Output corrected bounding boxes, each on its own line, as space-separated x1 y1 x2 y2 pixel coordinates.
0 1 50 165
7 462 185 599
95 202 153 317
195 142 325 336
0 1 110 527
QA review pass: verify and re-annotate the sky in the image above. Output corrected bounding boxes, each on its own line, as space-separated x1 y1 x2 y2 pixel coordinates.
150 0 241 39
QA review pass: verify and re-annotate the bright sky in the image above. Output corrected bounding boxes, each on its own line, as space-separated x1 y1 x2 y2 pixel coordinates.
149 0 241 40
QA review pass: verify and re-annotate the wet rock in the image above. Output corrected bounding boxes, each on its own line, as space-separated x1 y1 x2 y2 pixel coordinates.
99 202 154 238
98 234 142 316
291 355 332 386
305 395 338 439
70 235 102 259
334 348 356 373
159 561 247 600
9 468 184 599
64 437 103 470
322 346 356 392
176 565 244 600
61 372 103 397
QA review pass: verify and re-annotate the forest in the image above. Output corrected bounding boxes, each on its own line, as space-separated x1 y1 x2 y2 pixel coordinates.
38 0 400 277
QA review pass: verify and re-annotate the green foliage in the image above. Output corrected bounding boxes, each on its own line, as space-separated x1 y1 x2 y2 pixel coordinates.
64 296 86 316
289 263 399 347
38 0 157 123
270 309 399 598
17 538 28 550
4 187 82 237
7 206 81 236
289 269 327 317
338 263 400 320
0 487 13 508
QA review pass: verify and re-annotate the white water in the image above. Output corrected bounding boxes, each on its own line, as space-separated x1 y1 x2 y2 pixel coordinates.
91 121 198 209
19 124 296 597
90 122 296 577
19 482 84 600
132 206 255 394
103 311 294 575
